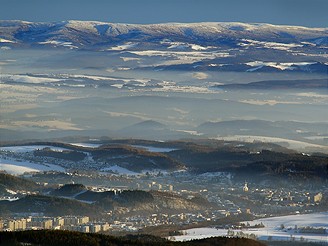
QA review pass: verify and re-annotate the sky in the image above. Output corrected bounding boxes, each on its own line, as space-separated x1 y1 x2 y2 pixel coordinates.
0 0 327 27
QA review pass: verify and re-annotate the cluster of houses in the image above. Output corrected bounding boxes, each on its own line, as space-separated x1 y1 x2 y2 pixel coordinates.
0 216 109 233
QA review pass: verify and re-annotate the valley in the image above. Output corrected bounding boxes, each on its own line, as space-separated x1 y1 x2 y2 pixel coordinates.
0 19 327 244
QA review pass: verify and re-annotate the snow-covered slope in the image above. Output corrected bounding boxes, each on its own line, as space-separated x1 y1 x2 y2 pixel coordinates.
0 20 327 49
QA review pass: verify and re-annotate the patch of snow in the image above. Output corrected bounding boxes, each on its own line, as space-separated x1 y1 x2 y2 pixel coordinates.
241 39 303 51
245 61 316 71
117 67 131 71
151 81 214 94
304 136 328 140
176 130 204 136
0 164 39 175
69 143 102 148
120 57 141 62
0 74 63 83
130 50 229 58
0 157 65 175
128 49 231 67
0 197 19 201
62 74 116 81
38 40 78 49
191 44 208 50
111 83 124 89
161 40 211 51
108 42 137 51
5 189 17 195
0 38 15 43
292 92 328 99
215 135 328 152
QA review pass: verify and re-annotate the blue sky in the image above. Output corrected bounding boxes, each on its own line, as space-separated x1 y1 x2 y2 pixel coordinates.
1 0 327 27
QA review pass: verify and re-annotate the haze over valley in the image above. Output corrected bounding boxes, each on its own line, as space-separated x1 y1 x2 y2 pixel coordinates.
1 20 328 153
0 19 327 245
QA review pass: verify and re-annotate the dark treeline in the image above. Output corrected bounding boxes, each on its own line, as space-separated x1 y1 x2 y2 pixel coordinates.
0 230 266 246
34 147 87 161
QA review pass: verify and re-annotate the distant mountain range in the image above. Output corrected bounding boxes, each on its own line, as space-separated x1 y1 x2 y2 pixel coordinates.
1 20 327 48
1 20 327 74
1 118 328 151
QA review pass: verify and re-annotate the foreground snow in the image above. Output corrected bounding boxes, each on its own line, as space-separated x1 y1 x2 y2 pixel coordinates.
173 212 328 242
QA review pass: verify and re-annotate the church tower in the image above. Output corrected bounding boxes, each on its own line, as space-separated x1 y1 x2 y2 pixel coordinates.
243 181 249 192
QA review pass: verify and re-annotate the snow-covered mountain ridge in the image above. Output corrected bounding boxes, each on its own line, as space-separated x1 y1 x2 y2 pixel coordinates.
1 20 327 74
1 20 327 49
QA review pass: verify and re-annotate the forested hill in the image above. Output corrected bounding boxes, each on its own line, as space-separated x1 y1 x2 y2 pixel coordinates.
0 172 40 195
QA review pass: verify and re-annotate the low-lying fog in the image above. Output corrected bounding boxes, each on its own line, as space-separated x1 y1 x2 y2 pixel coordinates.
1 48 327 153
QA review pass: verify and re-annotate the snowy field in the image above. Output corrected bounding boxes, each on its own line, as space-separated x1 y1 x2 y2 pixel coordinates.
173 212 328 243
0 157 65 175
69 143 102 148
215 135 328 152
0 145 68 174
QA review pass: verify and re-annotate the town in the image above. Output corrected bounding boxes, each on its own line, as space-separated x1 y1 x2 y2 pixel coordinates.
0 144 327 236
